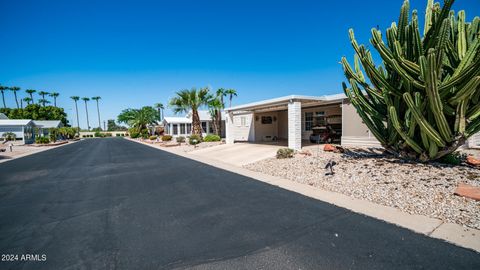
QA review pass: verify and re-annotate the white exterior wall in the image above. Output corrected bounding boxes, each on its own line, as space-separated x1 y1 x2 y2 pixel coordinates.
226 112 254 142
288 101 302 150
467 133 480 148
254 112 278 141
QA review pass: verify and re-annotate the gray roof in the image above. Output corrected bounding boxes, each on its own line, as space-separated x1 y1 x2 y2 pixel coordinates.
0 119 34 126
225 93 347 112
33 120 63 128
0 113 8 119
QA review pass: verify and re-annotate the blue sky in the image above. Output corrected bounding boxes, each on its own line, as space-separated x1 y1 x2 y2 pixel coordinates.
0 0 478 128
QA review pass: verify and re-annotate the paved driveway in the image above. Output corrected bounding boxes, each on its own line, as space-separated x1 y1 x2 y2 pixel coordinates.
189 142 282 166
0 138 479 269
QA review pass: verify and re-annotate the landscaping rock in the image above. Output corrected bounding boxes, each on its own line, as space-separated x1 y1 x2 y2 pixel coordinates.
324 144 336 152
244 148 480 230
466 155 480 166
455 183 480 201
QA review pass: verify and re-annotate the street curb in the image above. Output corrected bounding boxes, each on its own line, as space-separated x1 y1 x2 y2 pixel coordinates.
0 139 81 164
126 138 480 253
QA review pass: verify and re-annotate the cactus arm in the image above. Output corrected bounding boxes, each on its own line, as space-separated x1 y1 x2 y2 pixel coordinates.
389 106 423 154
457 11 467 59
424 0 434 36
448 76 480 104
403 92 446 147
454 100 466 133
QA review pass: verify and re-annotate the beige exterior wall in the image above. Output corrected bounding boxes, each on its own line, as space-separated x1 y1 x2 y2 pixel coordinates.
254 112 278 141
277 110 288 139
341 99 381 147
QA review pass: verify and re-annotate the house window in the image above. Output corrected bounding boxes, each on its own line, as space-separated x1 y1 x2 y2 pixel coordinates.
173 124 178 135
201 122 207 133
261 116 272 124
305 112 313 131
208 122 214 133
240 117 246 126
186 123 192 134
180 124 186 134
314 111 326 127
234 117 241 127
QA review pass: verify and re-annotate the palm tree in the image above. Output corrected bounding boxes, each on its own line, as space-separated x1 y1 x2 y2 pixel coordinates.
38 99 51 106
0 85 8 108
207 95 223 136
117 106 158 133
81 97 91 130
38 91 49 106
25 89 36 103
91 96 102 130
23 97 33 105
224 89 237 108
70 96 80 135
169 87 210 137
50 92 60 107
154 103 164 121
9 86 21 108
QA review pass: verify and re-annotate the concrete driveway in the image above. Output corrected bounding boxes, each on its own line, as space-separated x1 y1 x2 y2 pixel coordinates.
1 138 479 269
189 142 283 166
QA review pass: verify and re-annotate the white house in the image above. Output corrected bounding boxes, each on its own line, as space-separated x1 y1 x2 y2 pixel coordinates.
163 110 225 137
33 120 63 137
0 119 36 144
225 93 480 150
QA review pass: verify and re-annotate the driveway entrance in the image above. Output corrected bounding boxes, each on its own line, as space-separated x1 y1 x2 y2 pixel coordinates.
189 142 283 166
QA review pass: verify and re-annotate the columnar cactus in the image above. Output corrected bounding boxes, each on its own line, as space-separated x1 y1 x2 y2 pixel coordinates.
341 0 479 161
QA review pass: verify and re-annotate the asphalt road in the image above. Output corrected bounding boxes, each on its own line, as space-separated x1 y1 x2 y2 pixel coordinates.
0 138 479 269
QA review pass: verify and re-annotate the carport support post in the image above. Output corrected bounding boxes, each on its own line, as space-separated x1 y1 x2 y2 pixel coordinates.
288 100 302 150
226 112 234 144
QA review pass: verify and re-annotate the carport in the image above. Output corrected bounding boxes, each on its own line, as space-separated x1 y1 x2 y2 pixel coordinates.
224 94 346 150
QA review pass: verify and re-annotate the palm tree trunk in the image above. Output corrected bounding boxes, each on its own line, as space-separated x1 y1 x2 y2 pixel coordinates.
192 109 203 138
96 100 101 129
29 93 34 103
20 99 23 109
84 101 90 131
1 92 5 108
215 109 222 136
74 101 80 135
14 92 19 108
229 96 232 108
54 97 57 107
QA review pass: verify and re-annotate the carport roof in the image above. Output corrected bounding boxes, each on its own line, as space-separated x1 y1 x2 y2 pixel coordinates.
225 93 346 112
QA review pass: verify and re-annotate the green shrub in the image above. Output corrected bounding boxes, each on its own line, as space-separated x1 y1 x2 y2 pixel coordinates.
438 152 467 166
130 132 140 138
161 135 172 141
176 136 185 143
2 132 16 141
105 133 112 137
94 131 104 138
35 136 50 144
149 135 158 140
276 148 294 159
203 134 221 142
188 134 202 145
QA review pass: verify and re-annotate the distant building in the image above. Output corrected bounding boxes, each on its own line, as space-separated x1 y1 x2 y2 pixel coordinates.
162 110 225 137
0 113 8 120
33 120 63 137
0 119 36 144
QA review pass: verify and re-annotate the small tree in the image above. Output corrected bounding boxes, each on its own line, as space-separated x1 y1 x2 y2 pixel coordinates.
169 87 210 138
341 0 479 161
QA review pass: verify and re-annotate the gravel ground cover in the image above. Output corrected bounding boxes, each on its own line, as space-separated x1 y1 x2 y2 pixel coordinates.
137 138 224 153
244 147 480 229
